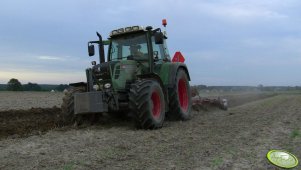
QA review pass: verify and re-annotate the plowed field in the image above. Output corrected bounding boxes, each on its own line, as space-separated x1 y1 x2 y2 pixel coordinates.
0 92 300 169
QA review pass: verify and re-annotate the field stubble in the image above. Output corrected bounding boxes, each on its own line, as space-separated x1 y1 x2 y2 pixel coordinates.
0 91 300 169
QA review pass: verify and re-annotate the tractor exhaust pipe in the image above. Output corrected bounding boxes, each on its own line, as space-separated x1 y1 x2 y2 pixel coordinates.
96 32 105 63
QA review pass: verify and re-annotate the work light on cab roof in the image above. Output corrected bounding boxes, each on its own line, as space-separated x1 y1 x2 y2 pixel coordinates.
110 26 144 36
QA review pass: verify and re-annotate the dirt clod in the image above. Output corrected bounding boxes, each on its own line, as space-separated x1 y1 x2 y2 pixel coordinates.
0 107 62 139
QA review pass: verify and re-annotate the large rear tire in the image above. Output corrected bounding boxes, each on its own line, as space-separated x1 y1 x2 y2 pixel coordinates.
129 79 165 129
61 86 85 123
168 68 192 120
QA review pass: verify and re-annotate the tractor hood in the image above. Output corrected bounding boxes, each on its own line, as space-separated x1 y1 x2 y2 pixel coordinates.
92 60 138 91
110 60 138 91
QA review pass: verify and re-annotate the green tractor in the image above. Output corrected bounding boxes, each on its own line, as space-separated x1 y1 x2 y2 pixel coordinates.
62 22 192 129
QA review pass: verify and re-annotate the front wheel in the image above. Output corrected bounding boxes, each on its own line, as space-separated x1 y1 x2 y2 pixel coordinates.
129 79 165 129
61 86 85 123
168 68 192 120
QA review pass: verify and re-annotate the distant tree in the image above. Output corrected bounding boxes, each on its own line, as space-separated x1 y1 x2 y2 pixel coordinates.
23 82 42 91
55 84 69 91
197 85 207 90
7 78 23 91
263 86 273 91
257 84 264 91
0 84 6 91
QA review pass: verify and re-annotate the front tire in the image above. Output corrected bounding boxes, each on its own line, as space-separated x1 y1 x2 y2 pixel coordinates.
61 86 85 123
129 80 165 129
168 68 192 120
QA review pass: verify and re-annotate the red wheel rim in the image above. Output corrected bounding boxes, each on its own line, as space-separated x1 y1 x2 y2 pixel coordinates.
151 90 161 119
178 78 188 112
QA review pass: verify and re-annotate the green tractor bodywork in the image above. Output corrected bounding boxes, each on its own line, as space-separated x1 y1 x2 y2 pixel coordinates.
62 25 191 129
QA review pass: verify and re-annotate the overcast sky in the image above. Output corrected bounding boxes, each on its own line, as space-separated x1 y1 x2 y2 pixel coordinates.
0 0 300 85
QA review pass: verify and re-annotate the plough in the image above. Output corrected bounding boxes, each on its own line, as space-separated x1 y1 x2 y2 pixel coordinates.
191 88 228 111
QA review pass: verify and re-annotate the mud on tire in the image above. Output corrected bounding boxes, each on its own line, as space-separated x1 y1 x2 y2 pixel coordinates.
61 86 85 123
168 68 192 120
129 79 165 129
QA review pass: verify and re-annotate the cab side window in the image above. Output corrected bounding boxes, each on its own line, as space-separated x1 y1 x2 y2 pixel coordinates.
151 37 164 61
163 39 171 61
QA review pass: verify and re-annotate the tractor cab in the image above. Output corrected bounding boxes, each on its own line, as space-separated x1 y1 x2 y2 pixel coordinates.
87 26 171 91
108 26 170 64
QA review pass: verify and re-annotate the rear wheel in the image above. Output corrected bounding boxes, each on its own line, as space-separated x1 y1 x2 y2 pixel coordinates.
129 79 165 129
61 86 85 123
168 68 192 120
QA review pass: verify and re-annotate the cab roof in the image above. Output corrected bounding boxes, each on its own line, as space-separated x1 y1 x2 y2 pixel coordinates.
109 26 146 37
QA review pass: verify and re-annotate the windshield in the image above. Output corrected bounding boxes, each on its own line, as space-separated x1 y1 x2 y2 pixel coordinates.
109 34 148 61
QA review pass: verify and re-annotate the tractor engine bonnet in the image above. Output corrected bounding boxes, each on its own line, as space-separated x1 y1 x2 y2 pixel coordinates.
110 60 138 90
92 60 138 91
92 62 111 80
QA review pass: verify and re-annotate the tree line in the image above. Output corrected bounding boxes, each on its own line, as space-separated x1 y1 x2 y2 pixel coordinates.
4 78 69 92
192 84 301 92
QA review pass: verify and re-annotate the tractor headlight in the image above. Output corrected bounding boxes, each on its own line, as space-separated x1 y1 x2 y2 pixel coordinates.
104 83 111 89
93 84 100 91
125 27 132 32
117 28 124 33
110 26 143 36
110 30 118 36
132 26 141 30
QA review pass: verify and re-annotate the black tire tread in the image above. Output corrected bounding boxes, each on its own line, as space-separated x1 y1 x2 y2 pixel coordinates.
168 69 192 120
61 86 85 123
129 79 165 129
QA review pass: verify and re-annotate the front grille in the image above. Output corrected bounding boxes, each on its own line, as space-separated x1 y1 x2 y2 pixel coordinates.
114 65 121 79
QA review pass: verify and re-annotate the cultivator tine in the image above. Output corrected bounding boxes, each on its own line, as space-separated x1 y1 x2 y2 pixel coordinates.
192 95 228 111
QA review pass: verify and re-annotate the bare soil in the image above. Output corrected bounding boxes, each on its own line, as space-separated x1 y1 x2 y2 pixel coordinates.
0 92 63 110
0 92 300 169
0 108 62 139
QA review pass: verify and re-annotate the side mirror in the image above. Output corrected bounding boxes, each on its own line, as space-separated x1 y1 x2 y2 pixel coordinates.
154 32 164 44
88 44 95 56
